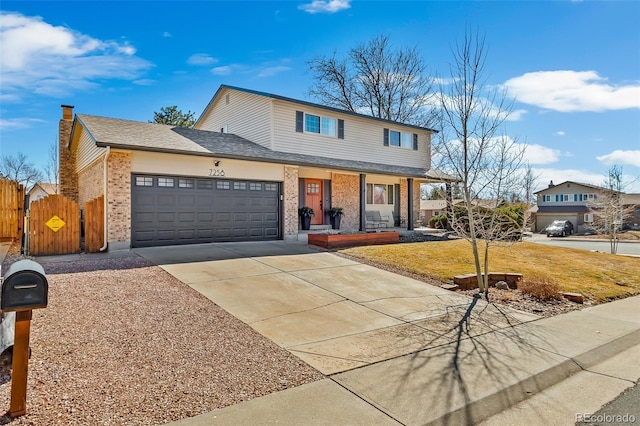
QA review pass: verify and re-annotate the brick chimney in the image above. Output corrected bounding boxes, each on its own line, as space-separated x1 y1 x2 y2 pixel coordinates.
59 104 78 201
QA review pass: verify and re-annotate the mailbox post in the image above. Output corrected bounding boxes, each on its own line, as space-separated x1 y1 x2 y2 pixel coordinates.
1 260 48 418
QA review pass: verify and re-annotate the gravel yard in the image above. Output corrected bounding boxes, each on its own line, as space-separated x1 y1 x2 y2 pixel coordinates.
0 252 323 425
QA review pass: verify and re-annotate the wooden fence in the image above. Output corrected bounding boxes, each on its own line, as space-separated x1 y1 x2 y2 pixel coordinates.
0 179 24 241
28 194 80 256
84 195 104 253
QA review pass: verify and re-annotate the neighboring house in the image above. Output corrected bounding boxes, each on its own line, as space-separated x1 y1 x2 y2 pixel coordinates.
533 180 640 233
620 194 640 230
27 182 58 205
58 85 451 249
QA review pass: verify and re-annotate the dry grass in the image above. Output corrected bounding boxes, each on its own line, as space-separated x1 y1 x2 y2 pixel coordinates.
519 275 562 301
341 239 640 303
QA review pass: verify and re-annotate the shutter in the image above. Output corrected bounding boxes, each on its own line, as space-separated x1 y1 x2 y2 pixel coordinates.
296 111 303 133
338 119 344 139
383 128 389 146
413 133 418 150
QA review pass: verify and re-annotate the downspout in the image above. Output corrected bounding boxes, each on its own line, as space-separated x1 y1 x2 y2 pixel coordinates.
99 146 111 252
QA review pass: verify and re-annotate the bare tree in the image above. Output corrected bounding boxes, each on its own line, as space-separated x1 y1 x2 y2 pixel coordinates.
44 140 60 190
434 30 525 297
520 163 538 232
0 152 43 188
588 165 637 254
307 34 436 126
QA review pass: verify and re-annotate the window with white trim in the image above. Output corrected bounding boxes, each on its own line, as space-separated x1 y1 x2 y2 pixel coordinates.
305 114 337 137
384 128 418 150
366 183 394 205
584 213 594 223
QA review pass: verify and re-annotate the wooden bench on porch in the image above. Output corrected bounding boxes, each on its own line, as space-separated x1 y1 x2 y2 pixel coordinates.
366 210 390 230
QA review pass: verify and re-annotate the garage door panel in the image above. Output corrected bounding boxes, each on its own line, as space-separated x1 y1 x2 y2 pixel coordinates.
197 212 213 222
178 212 196 222
157 230 176 240
157 194 176 206
178 229 196 240
132 175 280 247
157 212 175 222
178 194 196 206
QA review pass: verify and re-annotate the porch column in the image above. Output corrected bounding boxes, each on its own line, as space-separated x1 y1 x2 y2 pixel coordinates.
407 178 414 230
359 174 366 231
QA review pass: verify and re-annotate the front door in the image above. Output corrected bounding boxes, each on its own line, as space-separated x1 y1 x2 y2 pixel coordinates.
305 179 323 225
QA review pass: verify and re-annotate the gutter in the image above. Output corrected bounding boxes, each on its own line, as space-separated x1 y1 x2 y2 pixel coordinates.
99 146 111 252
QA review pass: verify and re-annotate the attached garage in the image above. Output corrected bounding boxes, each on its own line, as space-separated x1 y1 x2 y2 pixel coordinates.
131 174 281 247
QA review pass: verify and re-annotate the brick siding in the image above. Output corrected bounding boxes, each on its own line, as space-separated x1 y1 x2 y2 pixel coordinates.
78 160 104 208
331 173 360 230
283 166 299 237
107 152 132 247
59 117 78 201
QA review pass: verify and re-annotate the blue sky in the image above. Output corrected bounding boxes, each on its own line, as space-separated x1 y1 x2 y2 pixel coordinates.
1 0 639 192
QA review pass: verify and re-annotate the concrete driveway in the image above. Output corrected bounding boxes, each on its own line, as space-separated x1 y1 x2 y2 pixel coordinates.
135 241 539 375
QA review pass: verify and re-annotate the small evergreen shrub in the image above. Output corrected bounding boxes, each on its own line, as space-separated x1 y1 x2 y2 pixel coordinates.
429 214 448 229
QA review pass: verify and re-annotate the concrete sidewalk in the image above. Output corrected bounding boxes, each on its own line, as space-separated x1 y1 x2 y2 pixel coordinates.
170 295 640 425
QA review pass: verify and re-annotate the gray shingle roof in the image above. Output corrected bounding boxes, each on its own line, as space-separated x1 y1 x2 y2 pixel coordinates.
75 114 452 179
76 114 209 154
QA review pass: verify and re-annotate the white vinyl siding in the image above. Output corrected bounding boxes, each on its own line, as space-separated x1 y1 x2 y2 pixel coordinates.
196 89 272 148
75 127 105 172
272 100 430 169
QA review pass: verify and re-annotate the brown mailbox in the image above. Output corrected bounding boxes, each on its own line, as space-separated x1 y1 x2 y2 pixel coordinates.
1 260 48 312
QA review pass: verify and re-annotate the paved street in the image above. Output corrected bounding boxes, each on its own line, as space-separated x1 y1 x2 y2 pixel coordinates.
527 233 640 256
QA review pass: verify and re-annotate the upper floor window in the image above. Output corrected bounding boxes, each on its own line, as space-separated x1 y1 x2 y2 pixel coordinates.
542 195 551 202
384 128 418 150
305 114 336 137
296 111 344 139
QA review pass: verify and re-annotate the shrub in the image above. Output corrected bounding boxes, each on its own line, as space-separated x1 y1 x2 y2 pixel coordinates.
519 275 562 301
429 214 448 229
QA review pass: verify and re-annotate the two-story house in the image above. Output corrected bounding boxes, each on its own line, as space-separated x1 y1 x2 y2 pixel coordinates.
59 85 450 249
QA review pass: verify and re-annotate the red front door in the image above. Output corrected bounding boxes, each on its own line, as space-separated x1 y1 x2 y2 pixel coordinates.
306 179 323 225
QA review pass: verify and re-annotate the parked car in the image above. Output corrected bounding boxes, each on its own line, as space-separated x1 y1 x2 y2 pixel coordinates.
545 220 574 237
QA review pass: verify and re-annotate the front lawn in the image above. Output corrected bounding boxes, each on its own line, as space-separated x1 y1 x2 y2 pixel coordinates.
341 239 640 303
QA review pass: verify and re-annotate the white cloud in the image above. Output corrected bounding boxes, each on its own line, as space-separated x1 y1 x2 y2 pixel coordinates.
596 150 640 167
0 12 152 100
257 66 291 78
556 131 565 136
163 32 172 38
502 70 640 112
133 79 156 86
187 53 218 66
0 117 46 130
211 66 233 76
298 0 351 14
521 143 562 165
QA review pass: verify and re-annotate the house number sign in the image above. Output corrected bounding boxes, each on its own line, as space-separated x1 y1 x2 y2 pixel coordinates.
209 168 225 177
